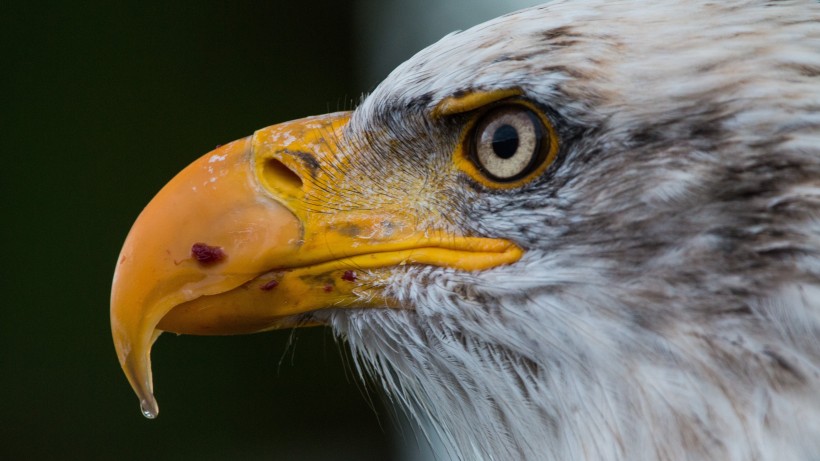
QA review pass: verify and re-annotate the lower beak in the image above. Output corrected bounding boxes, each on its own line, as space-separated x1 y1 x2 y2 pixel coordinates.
111 112 522 418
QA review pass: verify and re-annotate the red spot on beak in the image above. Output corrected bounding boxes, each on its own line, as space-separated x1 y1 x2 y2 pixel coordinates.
341 270 357 282
191 243 226 265
260 280 279 291
323 285 333 292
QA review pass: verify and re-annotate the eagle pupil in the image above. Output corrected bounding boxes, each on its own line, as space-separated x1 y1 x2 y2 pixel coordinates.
492 124 519 159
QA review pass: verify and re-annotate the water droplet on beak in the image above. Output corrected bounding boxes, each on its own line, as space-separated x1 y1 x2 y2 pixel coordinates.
140 399 158 419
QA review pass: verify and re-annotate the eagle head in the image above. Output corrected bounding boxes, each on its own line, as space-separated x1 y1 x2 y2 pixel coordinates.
112 1 820 459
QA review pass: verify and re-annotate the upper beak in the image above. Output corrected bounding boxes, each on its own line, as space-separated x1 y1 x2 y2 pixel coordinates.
111 112 522 418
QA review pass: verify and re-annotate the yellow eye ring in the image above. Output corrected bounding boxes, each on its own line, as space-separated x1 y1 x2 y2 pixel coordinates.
454 100 558 189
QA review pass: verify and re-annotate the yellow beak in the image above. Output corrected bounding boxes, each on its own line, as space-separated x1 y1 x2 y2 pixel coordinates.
111 112 522 418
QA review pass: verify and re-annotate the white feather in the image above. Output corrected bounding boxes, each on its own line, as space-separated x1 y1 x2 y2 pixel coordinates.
319 1 820 459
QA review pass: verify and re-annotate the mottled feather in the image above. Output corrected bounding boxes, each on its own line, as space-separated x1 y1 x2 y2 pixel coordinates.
309 1 820 459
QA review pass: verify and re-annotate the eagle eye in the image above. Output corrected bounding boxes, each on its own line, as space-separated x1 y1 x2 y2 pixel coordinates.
467 105 555 184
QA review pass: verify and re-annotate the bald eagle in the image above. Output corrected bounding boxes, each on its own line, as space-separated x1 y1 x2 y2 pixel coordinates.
111 1 820 459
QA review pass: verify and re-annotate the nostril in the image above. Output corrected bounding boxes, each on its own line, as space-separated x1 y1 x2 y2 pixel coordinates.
262 158 303 195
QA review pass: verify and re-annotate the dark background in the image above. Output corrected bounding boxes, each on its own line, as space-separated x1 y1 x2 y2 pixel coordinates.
3 2 402 459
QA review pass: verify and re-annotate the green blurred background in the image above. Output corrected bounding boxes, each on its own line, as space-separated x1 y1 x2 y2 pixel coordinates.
2 1 540 459
3 2 390 459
